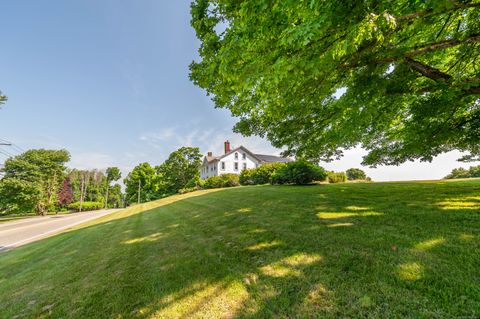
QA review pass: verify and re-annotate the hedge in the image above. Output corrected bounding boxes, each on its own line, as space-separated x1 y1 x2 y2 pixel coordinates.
239 163 286 185
271 161 327 185
68 201 104 212
203 174 240 189
327 172 347 183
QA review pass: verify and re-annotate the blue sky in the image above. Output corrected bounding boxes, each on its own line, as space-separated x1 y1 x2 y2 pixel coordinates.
0 1 477 181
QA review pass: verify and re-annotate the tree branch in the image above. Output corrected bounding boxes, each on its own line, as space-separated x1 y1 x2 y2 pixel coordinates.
406 34 480 57
397 2 480 22
404 57 451 81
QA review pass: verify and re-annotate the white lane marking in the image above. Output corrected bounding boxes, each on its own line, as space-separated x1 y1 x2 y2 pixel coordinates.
0 216 53 229
0 210 119 252
0 210 114 232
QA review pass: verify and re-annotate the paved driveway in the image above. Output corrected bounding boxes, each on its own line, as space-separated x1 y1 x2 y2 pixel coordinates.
0 209 120 252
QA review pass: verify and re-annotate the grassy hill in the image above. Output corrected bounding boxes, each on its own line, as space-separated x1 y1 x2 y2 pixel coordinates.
0 180 479 318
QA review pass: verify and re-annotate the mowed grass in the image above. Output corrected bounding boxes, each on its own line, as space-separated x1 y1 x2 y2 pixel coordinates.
0 180 479 318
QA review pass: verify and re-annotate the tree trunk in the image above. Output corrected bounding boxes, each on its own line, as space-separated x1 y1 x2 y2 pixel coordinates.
79 177 85 212
105 182 109 209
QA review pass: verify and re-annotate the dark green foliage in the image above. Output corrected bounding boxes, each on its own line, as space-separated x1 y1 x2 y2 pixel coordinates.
203 173 240 189
239 169 255 186
271 161 327 185
327 172 348 183
444 165 480 179
123 163 164 204
67 169 108 203
219 173 240 187
0 179 42 214
203 176 223 189
123 147 202 204
106 167 121 183
190 1 480 166
104 167 122 208
68 201 104 212
107 184 123 208
0 149 70 215
240 163 286 185
157 147 202 194
346 168 368 181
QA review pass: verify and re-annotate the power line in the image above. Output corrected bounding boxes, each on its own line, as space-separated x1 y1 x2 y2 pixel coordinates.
0 138 24 155
0 149 14 158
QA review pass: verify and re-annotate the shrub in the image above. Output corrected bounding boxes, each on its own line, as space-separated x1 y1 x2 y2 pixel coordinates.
203 176 223 189
239 168 255 185
346 168 367 181
219 173 240 187
68 201 104 212
178 187 197 194
239 163 286 185
203 174 240 189
327 172 347 183
271 161 327 185
444 165 480 179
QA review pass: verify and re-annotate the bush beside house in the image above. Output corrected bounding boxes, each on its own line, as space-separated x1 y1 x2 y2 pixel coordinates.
272 161 327 185
239 162 286 185
203 174 240 189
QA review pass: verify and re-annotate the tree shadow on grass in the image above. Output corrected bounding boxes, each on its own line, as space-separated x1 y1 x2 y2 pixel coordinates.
0 181 479 318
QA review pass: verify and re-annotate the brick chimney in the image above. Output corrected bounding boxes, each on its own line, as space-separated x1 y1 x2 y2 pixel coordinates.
224 140 231 154
207 151 212 157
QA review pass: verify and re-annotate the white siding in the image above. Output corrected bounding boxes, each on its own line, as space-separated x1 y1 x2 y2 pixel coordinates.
200 161 219 180
200 148 261 180
217 151 258 175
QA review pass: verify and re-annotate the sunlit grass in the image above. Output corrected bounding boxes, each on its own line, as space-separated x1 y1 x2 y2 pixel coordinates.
414 237 445 251
398 262 423 281
0 179 479 318
317 211 383 219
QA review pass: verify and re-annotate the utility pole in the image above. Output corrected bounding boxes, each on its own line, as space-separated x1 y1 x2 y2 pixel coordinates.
137 179 141 204
79 176 85 212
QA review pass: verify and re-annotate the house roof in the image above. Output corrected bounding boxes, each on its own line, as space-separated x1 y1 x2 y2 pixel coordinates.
253 154 292 163
203 146 291 164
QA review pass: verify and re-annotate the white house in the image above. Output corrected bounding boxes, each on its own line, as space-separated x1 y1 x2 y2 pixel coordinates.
200 141 292 180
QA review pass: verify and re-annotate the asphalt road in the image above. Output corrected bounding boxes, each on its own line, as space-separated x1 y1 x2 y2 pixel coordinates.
0 209 120 252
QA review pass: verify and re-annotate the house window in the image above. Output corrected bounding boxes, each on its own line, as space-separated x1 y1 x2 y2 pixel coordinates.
211 166 213 172
234 152 238 160
243 163 247 170
242 153 246 160
234 162 238 170
221 161 225 170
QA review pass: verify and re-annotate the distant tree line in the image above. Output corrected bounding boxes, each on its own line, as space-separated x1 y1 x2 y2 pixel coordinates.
0 149 123 215
444 165 480 179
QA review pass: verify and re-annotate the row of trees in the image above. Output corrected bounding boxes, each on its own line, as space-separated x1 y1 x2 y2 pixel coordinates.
123 147 202 204
0 149 123 215
444 165 480 179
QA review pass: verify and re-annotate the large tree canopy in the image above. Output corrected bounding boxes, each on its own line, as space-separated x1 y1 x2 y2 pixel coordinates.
157 146 202 193
190 0 480 165
0 149 70 215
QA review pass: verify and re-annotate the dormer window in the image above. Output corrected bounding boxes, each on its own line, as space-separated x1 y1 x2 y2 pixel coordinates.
234 152 238 160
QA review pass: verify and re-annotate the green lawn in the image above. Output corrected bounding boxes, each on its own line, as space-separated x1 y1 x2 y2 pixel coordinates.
0 180 479 318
